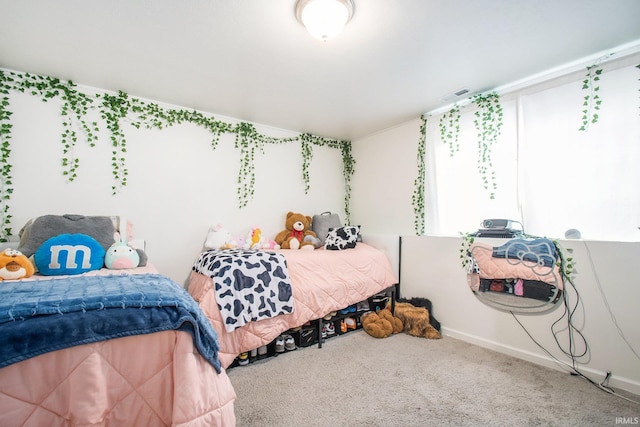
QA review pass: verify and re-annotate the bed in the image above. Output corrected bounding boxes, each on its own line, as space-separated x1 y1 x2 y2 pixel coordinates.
0 215 236 427
187 234 400 369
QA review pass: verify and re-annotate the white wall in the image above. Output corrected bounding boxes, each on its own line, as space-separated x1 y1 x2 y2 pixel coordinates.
351 120 640 395
5 82 346 285
350 118 420 235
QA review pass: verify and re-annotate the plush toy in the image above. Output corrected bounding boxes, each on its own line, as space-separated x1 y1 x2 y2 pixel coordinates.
394 302 441 339
274 212 317 250
361 309 403 339
0 248 35 280
261 239 280 250
243 226 264 249
204 224 236 250
105 234 140 270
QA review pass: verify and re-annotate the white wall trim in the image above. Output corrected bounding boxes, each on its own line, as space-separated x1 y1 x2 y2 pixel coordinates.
442 327 640 396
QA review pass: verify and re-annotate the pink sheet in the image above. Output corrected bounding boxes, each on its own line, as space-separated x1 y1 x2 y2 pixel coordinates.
0 331 236 426
188 244 399 368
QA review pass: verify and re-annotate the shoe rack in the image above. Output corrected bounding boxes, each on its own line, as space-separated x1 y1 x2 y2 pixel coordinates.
231 284 398 367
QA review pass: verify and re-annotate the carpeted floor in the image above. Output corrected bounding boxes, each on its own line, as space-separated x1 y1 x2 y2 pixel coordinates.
227 330 639 427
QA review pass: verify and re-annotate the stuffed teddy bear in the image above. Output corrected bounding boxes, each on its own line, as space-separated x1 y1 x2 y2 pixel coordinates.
0 248 35 280
274 212 317 250
394 302 441 339
361 309 403 338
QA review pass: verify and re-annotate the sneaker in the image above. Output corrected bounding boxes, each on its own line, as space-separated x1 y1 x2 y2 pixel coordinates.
257 345 268 359
357 301 370 311
283 334 296 351
250 348 257 361
275 335 285 353
321 324 328 338
326 322 336 336
237 352 249 366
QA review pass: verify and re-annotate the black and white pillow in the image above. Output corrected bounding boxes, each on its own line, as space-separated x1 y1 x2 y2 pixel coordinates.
325 225 361 250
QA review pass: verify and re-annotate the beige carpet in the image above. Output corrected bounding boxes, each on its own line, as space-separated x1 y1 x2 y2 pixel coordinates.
227 330 639 427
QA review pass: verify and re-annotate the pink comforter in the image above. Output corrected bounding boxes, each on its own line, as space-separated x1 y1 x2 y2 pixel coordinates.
0 330 236 426
0 265 236 427
188 244 399 369
467 242 564 291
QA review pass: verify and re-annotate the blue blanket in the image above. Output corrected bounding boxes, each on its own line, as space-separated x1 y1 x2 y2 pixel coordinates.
0 273 221 373
492 238 558 268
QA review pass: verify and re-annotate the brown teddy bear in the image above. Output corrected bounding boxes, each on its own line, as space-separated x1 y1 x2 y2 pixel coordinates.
394 302 441 339
362 309 403 338
274 212 317 250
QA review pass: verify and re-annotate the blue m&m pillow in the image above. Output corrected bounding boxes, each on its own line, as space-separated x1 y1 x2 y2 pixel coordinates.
34 234 106 276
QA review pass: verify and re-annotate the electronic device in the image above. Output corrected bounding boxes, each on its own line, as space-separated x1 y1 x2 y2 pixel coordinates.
481 219 512 229
473 219 524 238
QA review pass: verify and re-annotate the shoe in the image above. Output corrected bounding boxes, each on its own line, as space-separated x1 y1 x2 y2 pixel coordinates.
326 322 336 336
340 320 347 333
275 335 285 353
321 324 328 338
345 317 356 330
283 334 296 351
357 301 370 311
324 311 337 320
348 304 357 313
250 348 257 361
257 345 268 359
237 352 249 366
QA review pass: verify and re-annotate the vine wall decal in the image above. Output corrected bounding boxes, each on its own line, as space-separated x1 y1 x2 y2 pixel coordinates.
0 69 355 241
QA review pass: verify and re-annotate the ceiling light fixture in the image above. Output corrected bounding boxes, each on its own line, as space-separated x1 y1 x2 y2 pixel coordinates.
295 0 355 42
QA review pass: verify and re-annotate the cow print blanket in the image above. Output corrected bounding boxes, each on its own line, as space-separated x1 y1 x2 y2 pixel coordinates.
192 249 294 332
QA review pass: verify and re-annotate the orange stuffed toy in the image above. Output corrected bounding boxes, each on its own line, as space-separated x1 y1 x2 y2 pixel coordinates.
0 248 35 280
274 212 317 250
362 309 403 338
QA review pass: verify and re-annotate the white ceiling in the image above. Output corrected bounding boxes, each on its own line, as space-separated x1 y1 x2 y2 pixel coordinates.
1 0 640 141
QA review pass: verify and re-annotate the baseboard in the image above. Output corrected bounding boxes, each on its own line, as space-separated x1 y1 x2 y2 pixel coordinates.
442 327 640 396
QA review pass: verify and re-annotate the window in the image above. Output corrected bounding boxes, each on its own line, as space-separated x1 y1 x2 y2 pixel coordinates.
424 56 640 241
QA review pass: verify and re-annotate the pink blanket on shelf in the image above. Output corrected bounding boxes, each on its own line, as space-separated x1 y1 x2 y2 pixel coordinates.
188 243 399 369
0 331 236 427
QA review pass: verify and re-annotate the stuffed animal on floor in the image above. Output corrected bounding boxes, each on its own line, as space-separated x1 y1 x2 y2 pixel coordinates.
0 248 35 280
394 302 441 339
362 309 403 338
274 212 317 250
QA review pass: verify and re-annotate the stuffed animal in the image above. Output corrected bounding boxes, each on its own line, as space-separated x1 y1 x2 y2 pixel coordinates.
0 248 35 280
361 309 403 338
244 226 265 249
274 212 317 250
105 237 140 270
394 302 441 339
204 224 236 250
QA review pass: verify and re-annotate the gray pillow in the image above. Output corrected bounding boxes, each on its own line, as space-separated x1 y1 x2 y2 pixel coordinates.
311 212 342 246
18 214 116 257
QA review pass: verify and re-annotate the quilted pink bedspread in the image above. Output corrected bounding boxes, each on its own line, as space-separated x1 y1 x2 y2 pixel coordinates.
0 330 236 426
467 242 564 291
188 244 399 369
